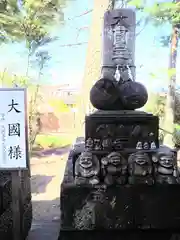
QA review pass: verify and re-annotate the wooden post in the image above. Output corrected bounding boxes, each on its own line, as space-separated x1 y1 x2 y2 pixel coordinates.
12 170 22 240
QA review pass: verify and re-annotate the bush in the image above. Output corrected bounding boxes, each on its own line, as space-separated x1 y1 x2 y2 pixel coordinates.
173 127 180 147
33 134 73 150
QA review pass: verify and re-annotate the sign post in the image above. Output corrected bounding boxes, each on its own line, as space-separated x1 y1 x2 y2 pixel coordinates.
12 170 22 240
0 88 28 240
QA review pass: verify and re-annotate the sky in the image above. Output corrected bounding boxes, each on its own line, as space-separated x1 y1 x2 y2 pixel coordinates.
0 0 179 91
0 0 93 87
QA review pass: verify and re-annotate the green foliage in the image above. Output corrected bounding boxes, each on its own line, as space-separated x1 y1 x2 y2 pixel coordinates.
34 134 73 150
48 98 70 113
128 0 146 9
147 2 180 26
0 0 73 154
129 0 180 25
175 124 180 130
0 70 42 153
175 91 180 124
173 129 180 146
0 0 67 45
145 91 180 146
144 93 165 144
128 0 180 147
145 90 180 125
0 69 31 87
144 92 165 119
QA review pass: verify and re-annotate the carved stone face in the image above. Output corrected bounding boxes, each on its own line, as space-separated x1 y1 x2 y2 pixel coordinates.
79 152 93 168
134 152 149 165
152 154 158 163
159 154 174 168
108 152 121 165
86 138 93 148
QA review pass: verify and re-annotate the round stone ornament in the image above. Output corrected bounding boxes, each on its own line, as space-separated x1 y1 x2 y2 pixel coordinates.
90 77 123 110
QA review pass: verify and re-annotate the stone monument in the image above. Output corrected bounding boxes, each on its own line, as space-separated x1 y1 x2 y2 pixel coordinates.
59 8 180 240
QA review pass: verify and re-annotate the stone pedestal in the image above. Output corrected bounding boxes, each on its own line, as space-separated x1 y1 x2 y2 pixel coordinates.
60 182 180 231
58 7 180 240
59 160 180 240
85 110 159 151
59 231 174 240
59 146 180 240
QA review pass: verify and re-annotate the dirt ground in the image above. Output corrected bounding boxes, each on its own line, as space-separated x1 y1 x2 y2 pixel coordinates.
27 153 68 240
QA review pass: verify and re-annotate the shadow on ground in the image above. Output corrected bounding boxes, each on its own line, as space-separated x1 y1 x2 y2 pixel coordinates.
31 145 71 158
31 175 55 194
28 198 60 240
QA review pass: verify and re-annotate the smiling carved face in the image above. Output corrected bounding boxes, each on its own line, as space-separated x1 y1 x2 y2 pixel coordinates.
134 152 149 165
159 155 173 168
108 152 121 165
86 138 93 148
79 152 93 168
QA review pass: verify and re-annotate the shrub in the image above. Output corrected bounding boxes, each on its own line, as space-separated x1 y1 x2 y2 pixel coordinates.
34 134 73 150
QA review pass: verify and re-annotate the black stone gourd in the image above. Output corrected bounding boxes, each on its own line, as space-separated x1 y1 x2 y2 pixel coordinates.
117 80 148 110
90 78 123 110
90 77 148 111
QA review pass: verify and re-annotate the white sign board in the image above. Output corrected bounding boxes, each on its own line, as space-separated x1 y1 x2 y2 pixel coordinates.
0 88 27 169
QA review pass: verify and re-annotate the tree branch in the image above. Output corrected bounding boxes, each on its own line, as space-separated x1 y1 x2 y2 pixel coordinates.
136 17 150 37
75 26 89 41
66 9 93 21
59 42 88 47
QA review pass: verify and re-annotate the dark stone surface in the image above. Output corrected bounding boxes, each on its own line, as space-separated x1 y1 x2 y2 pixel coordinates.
0 169 32 239
59 7 180 239
0 200 32 239
60 182 180 231
90 78 122 111
59 230 175 240
117 81 148 110
0 175 11 214
102 9 136 83
85 110 159 151
60 183 134 230
68 143 179 185
0 170 31 214
91 9 148 111
22 201 33 239
90 78 148 111
60 146 180 231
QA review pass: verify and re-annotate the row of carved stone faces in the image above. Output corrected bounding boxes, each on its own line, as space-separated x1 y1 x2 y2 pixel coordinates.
74 150 179 185
86 137 157 151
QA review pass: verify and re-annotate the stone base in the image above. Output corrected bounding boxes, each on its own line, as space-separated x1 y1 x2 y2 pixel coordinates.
60 182 180 231
58 230 177 240
85 110 159 151
0 200 32 239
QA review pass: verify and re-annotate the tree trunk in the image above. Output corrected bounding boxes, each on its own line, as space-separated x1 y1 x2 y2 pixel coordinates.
163 25 179 147
75 0 112 136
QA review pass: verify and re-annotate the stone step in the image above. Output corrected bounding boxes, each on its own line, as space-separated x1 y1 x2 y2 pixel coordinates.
27 221 60 240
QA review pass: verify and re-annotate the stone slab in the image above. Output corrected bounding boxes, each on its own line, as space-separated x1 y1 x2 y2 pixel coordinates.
60 183 180 230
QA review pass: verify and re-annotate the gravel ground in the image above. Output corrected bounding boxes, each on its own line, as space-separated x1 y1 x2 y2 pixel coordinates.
27 153 68 240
